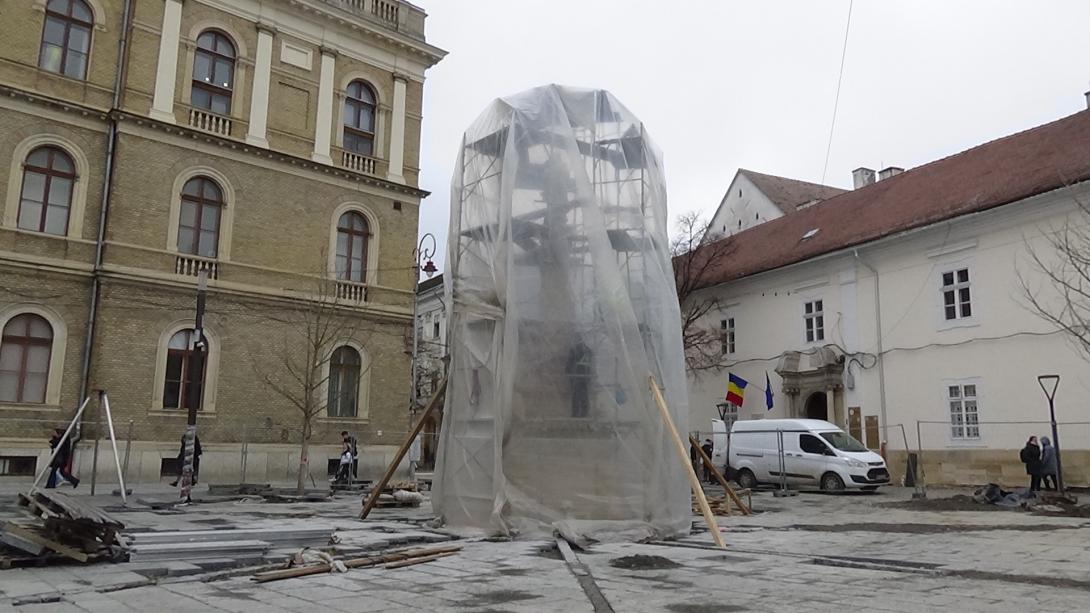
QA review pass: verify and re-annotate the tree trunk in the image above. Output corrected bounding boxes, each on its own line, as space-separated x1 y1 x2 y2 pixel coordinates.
297 416 311 494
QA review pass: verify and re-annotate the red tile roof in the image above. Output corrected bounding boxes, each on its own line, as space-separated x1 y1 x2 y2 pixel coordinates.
692 109 1090 289
739 169 846 212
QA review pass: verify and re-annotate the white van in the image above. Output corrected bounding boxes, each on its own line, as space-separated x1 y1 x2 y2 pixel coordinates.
725 418 890 492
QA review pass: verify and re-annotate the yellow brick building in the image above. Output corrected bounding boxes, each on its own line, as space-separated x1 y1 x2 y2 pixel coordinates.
0 0 445 486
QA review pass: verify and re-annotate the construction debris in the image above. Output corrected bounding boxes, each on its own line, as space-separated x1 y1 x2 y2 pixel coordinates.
1 489 124 566
252 545 462 583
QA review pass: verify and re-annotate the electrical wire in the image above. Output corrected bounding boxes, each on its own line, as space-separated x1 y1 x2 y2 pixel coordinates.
820 0 854 185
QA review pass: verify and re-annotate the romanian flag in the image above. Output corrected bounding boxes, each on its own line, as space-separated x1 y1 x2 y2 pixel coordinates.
726 373 748 406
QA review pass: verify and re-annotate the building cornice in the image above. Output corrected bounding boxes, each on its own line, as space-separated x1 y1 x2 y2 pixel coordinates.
0 84 430 198
281 0 447 66
117 110 430 198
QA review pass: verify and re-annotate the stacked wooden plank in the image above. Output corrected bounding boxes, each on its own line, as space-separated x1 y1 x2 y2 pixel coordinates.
1 489 124 566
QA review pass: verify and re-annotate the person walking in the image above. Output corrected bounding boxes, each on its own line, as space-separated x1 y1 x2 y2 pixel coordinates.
341 430 359 481
1019 436 1042 493
1039 437 1059 491
45 428 80 489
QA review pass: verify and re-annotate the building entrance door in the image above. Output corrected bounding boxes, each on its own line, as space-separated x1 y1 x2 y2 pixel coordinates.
805 392 828 421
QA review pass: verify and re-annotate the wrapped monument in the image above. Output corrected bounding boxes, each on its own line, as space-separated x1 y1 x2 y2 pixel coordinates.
433 85 690 540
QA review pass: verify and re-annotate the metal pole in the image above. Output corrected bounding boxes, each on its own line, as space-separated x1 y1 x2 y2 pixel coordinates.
1038 375 1064 497
100 392 127 505
121 420 133 485
31 397 92 490
180 270 208 504
914 419 927 498
240 424 248 485
1049 396 1065 496
89 399 102 495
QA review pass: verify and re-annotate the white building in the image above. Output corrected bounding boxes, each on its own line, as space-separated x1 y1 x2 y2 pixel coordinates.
414 273 446 467
709 169 845 236
688 103 1090 487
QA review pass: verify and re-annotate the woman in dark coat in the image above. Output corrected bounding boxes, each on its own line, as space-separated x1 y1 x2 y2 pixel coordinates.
1019 436 1042 492
1039 437 1059 491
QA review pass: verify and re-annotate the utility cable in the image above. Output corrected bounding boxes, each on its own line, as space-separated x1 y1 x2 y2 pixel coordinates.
820 0 854 185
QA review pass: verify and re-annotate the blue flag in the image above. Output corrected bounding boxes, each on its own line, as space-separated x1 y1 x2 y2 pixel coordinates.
765 371 774 411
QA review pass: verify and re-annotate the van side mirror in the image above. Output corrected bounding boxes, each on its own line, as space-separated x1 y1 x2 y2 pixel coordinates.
823 447 837 456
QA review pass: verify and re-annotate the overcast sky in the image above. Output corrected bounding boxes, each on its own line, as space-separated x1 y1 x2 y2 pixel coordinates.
411 0 1090 273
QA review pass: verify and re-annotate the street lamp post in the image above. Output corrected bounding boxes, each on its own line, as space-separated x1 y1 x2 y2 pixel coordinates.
1036 374 1065 496
410 233 438 413
180 269 208 504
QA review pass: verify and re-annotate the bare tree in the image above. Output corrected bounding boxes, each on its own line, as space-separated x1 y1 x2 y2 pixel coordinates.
1020 190 1090 357
671 211 736 372
254 274 376 493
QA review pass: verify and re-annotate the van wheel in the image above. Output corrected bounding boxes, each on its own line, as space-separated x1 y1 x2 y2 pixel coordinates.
736 469 757 490
820 472 845 492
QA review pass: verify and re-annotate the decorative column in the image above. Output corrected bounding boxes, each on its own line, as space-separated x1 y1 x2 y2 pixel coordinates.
245 23 275 147
386 74 408 183
311 47 337 165
150 0 185 123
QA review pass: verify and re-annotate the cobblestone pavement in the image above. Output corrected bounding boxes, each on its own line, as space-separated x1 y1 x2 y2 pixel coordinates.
1 484 1088 612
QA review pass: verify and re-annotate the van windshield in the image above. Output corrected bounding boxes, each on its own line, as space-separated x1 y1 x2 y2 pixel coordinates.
820 431 868 452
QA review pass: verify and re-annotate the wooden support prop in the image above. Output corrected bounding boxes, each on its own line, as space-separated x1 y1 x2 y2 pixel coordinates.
384 550 457 569
648 375 726 549
688 434 752 516
360 378 447 520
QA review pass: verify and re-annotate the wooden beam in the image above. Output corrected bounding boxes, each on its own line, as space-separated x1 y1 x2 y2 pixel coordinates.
360 378 447 520
2 523 88 563
647 375 726 549
688 434 752 516
384 551 457 569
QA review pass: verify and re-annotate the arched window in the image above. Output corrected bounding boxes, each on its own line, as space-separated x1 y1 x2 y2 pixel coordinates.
343 80 377 156
336 211 369 282
39 0 93 80
18 146 76 235
0 314 54 404
327 346 361 417
191 31 235 115
178 177 223 258
163 329 204 410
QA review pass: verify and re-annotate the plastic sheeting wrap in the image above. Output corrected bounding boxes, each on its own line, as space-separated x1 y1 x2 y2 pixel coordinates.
433 85 690 541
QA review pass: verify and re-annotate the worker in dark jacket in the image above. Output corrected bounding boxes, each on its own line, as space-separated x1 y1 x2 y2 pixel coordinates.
701 438 715 483
46 428 80 489
1039 437 1059 491
1019 436 1042 493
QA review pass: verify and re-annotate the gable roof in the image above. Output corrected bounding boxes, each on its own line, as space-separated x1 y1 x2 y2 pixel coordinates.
694 109 1090 289
739 169 847 212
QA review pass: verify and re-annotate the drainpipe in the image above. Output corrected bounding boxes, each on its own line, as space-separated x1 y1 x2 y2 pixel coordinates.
853 249 888 444
78 0 135 405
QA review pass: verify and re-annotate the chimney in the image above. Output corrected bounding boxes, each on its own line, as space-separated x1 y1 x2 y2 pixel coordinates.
1085 90 1090 110
877 166 904 181
852 167 876 189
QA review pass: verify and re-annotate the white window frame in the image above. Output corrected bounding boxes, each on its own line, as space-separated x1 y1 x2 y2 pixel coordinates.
941 267 972 321
946 379 981 442
803 299 825 343
720 317 735 355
